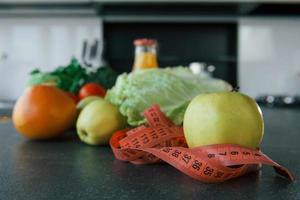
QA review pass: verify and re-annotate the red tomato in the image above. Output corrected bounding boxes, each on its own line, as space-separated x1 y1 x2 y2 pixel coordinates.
65 92 80 104
79 83 106 100
109 128 132 148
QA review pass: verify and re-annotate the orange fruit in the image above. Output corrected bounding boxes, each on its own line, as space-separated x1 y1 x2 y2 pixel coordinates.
13 85 77 140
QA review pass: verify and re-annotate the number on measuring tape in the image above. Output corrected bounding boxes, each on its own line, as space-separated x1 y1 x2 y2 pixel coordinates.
150 130 159 139
122 142 130 148
141 134 150 144
110 105 295 183
131 138 140 147
192 160 202 171
203 166 214 176
242 151 251 155
157 128 168 136
182 153 192 164
171 150 182 158
218 152 227 156
163 147 172 153
153 117 160 123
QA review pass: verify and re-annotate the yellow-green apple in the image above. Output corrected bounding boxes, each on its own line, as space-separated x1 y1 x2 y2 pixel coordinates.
183 92 264 148
76 99 126 145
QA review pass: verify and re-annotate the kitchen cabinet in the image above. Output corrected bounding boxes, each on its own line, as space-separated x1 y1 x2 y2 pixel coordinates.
0 17 102 100
104 22 237 86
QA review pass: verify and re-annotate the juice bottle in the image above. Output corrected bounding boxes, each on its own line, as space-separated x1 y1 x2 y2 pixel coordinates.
132 38 158 71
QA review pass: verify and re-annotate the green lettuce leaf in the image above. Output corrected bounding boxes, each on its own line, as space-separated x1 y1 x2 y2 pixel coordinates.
106 67 232 126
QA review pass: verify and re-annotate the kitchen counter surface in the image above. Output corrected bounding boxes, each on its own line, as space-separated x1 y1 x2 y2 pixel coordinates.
0 107 299 200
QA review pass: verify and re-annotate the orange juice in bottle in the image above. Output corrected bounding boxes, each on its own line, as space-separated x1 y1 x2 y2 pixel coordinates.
132 38 158 71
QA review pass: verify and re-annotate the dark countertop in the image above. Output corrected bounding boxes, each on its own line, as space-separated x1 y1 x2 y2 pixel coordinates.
0 107 299 200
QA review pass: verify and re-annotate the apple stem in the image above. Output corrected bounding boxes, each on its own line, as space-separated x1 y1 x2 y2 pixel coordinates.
231 86 240 92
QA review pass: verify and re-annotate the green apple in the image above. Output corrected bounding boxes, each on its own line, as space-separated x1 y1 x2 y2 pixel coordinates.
76 96 103 112
76 99 127 145
183 92 264 148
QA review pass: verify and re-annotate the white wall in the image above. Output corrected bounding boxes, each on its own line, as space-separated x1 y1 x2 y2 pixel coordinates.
0 17 102 100
238 18 300 98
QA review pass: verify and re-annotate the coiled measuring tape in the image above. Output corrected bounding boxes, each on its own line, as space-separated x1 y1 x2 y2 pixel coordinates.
110 105 294 183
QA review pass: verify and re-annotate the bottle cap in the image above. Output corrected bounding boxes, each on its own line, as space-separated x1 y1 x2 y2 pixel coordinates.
134 38 157 46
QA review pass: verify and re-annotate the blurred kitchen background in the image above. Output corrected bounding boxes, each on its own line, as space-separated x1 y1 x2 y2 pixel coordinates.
1 0 300 111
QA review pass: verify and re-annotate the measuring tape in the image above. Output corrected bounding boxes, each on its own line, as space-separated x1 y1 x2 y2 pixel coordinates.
110 105 294 183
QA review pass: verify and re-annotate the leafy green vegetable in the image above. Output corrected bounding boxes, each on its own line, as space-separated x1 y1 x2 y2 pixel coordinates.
51 58 88 93
27 58 118 93
85 67 118 89
105 67 232 126
27 73 60 87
